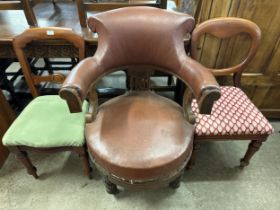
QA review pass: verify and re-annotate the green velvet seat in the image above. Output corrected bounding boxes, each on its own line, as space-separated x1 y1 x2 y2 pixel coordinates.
7 27 91 179
3 95 88 148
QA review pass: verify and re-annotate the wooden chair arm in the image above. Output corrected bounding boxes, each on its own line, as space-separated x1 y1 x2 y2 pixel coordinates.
59 57 102 113
180 58 221 115
182 88 196 124
85 84 98 123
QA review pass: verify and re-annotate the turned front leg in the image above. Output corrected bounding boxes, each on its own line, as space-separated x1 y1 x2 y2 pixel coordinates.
76 146 92 179
9 147 38 179
240 139 265 168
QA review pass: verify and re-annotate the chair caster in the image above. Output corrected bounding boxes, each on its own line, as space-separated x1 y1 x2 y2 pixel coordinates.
169 175 181 189
104 177 119 195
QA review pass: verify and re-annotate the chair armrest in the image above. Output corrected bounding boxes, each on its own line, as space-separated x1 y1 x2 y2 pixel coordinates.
59 57 101 113
180 57 221 115
60 56 220 115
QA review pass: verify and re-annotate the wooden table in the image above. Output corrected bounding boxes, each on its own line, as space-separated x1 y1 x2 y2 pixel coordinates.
0 1 186 58
0 1 188 101
0 2 99 58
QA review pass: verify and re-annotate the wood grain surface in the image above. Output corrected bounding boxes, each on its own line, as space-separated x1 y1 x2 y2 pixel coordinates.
195 0 280 117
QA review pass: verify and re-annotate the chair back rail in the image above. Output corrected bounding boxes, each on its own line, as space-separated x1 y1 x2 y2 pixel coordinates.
191 17 261 86
13 27 85 97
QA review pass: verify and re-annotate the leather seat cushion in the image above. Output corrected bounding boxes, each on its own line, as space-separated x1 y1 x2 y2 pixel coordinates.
192 86 274 138
3 95 88 147
86 91 193 180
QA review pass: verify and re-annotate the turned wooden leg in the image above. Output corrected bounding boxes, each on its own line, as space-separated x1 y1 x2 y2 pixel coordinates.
104 176 119 195
10 147 38 179
76 146 92 179
169 174 182 189
186 142 201 170
240 139 265 168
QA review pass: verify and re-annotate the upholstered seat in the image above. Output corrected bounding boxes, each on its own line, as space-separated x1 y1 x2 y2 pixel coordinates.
192 86 273 138
86 91 193 181
4 27 91 179
3 95 88 147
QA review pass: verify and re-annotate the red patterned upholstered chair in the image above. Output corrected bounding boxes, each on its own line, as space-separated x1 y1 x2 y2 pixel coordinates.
188 17 274 168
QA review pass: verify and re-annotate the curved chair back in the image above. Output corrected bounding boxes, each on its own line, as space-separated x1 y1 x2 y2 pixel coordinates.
13 27 85 97
191 17 261 86
60 7 221 114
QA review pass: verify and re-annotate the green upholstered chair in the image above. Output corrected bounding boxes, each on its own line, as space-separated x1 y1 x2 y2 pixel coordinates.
2 27 91 179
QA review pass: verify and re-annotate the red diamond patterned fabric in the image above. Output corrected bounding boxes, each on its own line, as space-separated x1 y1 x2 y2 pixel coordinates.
192 86 274 137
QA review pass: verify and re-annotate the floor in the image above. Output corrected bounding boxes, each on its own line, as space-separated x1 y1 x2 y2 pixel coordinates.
0 121 279 210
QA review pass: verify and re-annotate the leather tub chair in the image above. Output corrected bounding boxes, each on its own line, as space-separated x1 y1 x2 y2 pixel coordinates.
59 7 220 194
3 27 91 179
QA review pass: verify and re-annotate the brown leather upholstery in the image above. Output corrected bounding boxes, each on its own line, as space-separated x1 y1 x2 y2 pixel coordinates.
60 7 220 114
86 91 193 180
59 7 221 192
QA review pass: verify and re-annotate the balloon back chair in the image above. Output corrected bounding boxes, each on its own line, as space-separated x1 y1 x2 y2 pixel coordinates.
59 7 221 194
188 18 274 168
3 27 91 179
